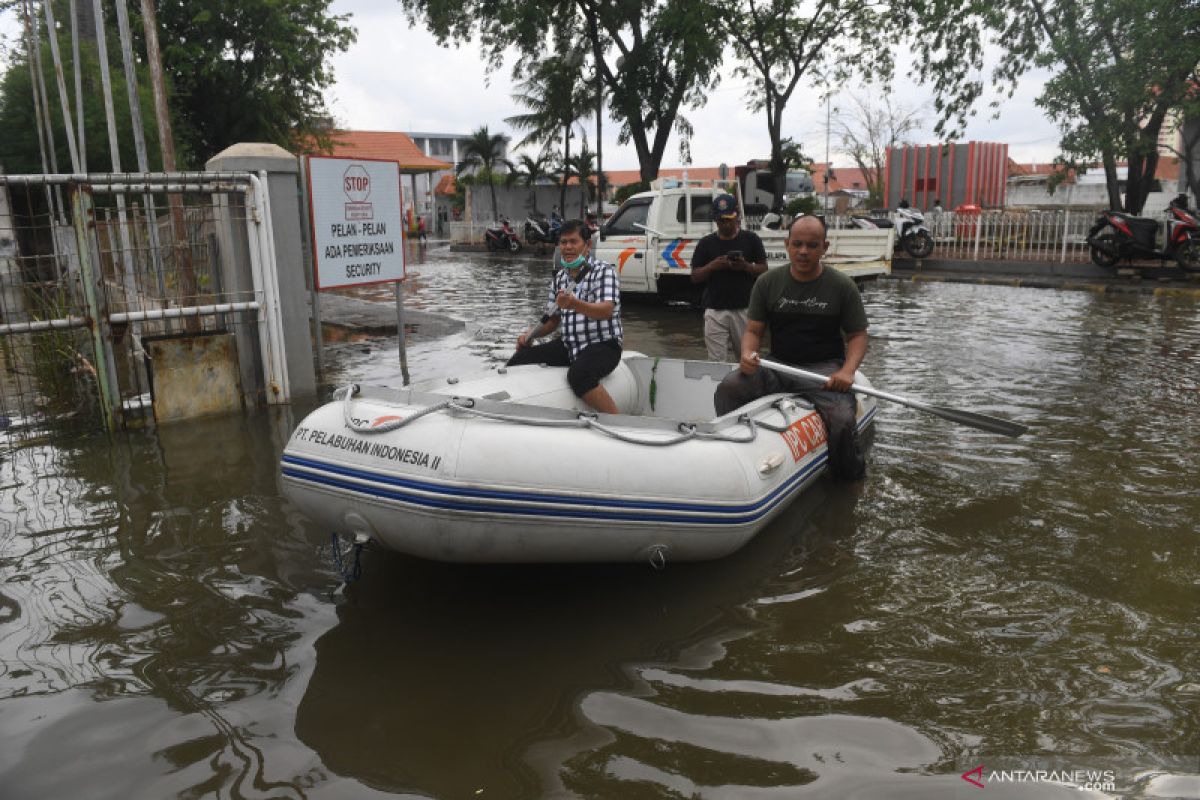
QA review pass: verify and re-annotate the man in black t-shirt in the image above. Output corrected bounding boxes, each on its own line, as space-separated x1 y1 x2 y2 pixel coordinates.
690 193 768 362
714 214 869 480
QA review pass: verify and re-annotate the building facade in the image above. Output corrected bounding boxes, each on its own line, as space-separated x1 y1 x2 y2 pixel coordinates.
885 142 1009 210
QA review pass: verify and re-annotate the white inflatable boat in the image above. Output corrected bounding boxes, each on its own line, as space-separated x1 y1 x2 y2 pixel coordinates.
281 353 876 564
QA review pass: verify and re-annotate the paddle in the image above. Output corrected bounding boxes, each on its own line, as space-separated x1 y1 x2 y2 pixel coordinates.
758 357 1029 438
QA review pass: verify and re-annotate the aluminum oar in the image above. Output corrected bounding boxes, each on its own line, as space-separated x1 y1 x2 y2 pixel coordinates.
758 358 1029 438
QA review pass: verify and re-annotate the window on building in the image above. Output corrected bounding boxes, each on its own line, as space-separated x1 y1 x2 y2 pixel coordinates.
915 178 938 192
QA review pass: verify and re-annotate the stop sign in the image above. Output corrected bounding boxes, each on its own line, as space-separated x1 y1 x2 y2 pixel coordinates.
343 165 371 202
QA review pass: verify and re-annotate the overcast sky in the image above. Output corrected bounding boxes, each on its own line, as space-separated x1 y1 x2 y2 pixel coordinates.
326 0 1065 170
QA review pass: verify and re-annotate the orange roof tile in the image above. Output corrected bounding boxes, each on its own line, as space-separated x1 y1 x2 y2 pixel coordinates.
304 130 451 173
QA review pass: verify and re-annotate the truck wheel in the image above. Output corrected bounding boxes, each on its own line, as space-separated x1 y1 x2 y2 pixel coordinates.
1177 240 1200 272
1089 234 1119 268
903 231 934 258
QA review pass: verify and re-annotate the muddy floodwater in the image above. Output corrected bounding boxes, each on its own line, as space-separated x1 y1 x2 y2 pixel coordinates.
2 245 1198 799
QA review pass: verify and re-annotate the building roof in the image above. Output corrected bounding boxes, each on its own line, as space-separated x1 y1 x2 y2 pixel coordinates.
810 163 872 193
307 130 452 174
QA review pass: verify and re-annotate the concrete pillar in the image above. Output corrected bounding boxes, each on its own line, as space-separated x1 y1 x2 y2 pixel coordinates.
207 143 317 400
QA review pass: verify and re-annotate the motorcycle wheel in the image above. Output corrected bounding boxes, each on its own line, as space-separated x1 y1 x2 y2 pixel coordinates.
903 231 934 258
1177 240 1200 272
486 237 497 252
509 238 522 254
1089 233 1119 268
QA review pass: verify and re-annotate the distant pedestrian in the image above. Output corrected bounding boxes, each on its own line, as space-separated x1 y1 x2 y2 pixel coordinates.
418 216 428 244
690 193 768 362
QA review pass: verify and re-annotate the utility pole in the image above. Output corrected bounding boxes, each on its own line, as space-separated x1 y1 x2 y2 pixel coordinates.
139 0 199 331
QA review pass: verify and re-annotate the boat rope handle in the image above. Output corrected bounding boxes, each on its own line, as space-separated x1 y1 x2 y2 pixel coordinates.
337 384 453 434
335 384 785 447
443 400 761 447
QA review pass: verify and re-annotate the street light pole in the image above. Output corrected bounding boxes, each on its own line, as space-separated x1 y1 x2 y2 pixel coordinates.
589 9 604 233
824 93 831 216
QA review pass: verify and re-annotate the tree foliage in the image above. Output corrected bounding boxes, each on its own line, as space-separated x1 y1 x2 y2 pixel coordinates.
722 0 892 210
0 5 160 176
456 125 513 221
906 0 1200 213
141 0 356 164
506 49 593 215
512 150 556 212
399 0 722 183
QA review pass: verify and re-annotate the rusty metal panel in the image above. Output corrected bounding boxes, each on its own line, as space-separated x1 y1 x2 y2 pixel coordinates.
145 332 242 422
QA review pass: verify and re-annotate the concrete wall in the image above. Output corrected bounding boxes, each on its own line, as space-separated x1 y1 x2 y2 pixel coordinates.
443 184 596 228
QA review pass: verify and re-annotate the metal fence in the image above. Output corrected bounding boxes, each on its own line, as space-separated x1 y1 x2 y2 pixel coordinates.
0 172 288 438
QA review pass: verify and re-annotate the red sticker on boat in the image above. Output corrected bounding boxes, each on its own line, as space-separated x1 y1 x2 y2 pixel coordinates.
779 414 827 461
371 415 404 427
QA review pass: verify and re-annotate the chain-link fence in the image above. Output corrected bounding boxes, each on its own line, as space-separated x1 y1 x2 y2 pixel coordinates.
0 173 287 439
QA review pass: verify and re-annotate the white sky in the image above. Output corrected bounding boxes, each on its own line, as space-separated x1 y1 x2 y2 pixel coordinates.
325 0 1065 170
0 0 1065 170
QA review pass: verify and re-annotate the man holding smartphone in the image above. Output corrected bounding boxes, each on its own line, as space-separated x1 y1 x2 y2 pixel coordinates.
690 193 769 362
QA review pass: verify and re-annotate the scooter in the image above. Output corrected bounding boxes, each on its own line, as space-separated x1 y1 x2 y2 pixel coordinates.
848 201 934 258
523 214 559 250
484 219 522 253
1086 195 1200 272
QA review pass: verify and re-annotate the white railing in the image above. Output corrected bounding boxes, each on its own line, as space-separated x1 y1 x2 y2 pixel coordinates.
448 220 502 244
826 208 1166 263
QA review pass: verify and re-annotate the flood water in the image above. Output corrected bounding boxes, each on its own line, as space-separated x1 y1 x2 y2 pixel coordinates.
2 244 1198 799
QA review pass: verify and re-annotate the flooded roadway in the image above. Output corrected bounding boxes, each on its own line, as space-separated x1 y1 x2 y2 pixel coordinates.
1 244 1197 799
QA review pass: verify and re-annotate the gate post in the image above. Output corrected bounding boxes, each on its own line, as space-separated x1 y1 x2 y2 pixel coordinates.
70 185 122 431
207 144 316 399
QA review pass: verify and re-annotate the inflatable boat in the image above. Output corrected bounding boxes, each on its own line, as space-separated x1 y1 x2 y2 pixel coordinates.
280 353 876 564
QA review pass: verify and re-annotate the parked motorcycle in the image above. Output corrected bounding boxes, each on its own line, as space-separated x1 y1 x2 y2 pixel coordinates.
848 201 934 258
523 214 560 249
484 219 522 253
1086 195 1200 272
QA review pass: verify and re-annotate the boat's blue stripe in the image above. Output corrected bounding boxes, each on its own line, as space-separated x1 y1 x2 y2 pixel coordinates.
281 408 874 525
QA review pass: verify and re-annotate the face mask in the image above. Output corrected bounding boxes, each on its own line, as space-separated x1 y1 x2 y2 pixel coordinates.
561 253 586 270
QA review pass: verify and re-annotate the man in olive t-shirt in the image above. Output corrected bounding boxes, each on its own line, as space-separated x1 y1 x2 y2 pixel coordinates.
714 214 869 480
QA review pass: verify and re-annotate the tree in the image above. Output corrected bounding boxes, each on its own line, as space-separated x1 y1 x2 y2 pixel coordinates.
512 150 555 213
906 0 1200 214
562 146 596 216
506 50 594 216
456 125 513 221
133 0 356 164
0 8 161 176
721 0 891 210
400 0 722 183
833 93 922 207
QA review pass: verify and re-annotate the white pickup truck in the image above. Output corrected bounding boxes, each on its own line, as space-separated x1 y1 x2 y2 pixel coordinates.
594 181 894 303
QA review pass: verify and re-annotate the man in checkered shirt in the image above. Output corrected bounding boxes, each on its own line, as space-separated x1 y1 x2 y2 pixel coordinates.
507 219 624 413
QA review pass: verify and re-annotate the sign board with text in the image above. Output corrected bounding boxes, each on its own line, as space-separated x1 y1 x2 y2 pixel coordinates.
306 156 406 289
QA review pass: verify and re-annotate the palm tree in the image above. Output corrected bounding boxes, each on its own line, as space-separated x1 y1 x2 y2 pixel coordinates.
456 125 513 222
505 49 595 217
513 151 555 213
562 147 596 217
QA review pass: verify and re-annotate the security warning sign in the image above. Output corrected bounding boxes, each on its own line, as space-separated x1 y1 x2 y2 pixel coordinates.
307 156 406 289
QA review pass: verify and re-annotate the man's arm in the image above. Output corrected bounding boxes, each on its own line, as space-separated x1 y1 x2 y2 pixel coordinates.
740 232 769 276
517 314 561 348
689 238 726 284
826 330 868 391
558 294 614 320
739 319 767 375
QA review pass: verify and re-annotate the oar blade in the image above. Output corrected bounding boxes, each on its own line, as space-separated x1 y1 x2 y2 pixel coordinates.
923 403 1029 438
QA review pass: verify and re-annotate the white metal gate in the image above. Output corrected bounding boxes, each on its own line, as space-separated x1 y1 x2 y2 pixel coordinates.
0 171 290 435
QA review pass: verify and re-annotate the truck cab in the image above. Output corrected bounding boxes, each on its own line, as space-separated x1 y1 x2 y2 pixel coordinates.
594 178 893 304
